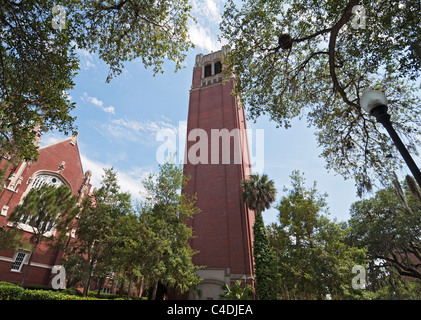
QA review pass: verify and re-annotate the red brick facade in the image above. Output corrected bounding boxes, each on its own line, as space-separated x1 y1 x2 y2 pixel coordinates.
182 47 255 300
0 133 91 286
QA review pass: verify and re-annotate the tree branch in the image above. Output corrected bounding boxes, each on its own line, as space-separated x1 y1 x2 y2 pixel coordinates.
328 0 360 108
293 27 333 43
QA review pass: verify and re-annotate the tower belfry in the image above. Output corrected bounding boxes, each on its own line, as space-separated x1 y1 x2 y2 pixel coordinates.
183 46 255 300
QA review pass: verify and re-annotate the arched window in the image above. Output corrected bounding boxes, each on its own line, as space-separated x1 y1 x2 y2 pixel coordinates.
18 173 66 231
214 61 222 74
31 174 65 189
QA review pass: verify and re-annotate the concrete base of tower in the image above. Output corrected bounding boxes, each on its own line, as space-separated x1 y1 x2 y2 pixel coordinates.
187 268 255 300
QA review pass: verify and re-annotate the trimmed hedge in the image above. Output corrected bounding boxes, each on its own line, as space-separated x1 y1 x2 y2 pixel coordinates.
0 281 19 286
0 282 99 300
87 291 147 300
0 282 146 300
0 284 24 300
20 289 101 300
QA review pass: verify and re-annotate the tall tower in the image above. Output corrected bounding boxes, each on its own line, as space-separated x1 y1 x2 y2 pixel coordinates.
183 46 255 300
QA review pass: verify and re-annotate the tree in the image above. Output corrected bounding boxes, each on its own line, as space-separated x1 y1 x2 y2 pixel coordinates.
220 0 421 195
65 167 132 296
241 173 278 299
5 184 80 286
270 170 366 299
0 1 78 165
139 161 201 300
0 0 195 180
348 175 421 283
69 0 195 82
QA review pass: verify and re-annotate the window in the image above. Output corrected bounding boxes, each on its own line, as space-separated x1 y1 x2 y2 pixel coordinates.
204 64 212 77
31 174 64 189
214 61 222 74
1 205 8 216
11 251 28 272
18 173 65 230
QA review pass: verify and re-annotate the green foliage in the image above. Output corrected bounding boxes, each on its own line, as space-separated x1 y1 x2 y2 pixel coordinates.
219 280 254 300
60 287 83 297
0 281 19 286
0 0 78 165
0 0 194 183
241 173 278 299
69 0 195 81
270 171 366 299
253 211 279 300
65 167 132 296
137 161 201 299
8 184 80 245
19 289 100 300
86 291 146 300
0 283 24 300
4 183 80 286
220 0 421 194
241 173 277 212
65 162 200 299
348 176 421 282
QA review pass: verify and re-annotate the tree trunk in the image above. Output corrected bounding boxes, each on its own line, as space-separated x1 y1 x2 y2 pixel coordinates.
83 259 95 297
127 273 133 300
151 281 158 300
20 236 41 287
20 250 33 287
138 276 144 297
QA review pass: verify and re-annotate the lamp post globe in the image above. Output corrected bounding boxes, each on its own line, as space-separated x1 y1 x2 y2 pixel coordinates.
361 88 421 189
360 88 388 114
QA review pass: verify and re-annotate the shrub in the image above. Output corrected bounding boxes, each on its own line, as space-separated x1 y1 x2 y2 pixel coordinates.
87 291 146 300
20 289 101 300
23 284 52 291
20 289 58 300
0 281 19 286
0 284 24 300
60 287 83 296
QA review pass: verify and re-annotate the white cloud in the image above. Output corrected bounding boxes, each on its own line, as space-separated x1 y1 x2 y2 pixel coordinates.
205 0 221 23
191 0 222 24
189 24 220 52
96 117 179 146
75 48 97 70
188 0 225 52
80 153 150 201
39 131 67 147
81 92 115 114
103 106 116 114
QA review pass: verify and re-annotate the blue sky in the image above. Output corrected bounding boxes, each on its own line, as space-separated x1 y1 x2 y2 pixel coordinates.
40 0 419 225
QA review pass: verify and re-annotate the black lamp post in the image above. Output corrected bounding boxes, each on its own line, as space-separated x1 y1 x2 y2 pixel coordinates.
360 88 421 189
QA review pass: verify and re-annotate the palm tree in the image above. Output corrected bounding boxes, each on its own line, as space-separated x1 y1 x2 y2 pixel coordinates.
241 173 278 300
241 173 277 213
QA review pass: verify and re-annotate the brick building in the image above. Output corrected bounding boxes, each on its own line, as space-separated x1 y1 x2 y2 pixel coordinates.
182 46 256 300
0 132 92 287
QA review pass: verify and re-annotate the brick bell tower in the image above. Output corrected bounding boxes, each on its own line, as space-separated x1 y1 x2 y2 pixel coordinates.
183 46 255 300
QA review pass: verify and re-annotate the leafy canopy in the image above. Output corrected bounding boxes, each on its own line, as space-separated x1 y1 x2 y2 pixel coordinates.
220 0 421 195
0 0 195 172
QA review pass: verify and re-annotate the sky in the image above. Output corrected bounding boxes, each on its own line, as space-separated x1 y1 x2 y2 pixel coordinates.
40 0 419 226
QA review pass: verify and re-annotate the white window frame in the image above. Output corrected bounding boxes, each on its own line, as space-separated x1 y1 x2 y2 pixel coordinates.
10 251 29 272
15 172 67 235
1 205 9 217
